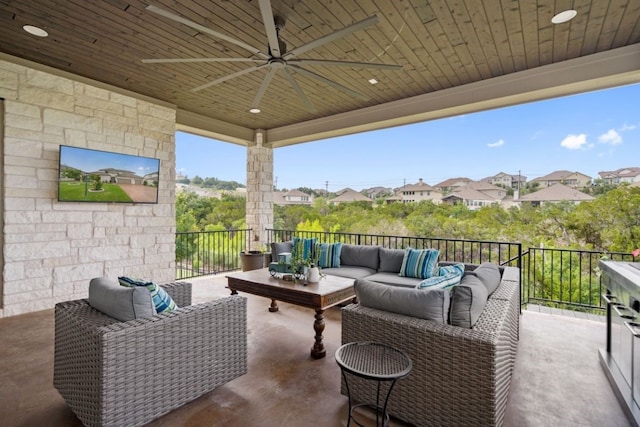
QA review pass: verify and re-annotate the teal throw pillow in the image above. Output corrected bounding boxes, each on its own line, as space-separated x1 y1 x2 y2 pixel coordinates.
399 248 439 279
292 237 318 262
118 276 178 314
317 242 342 268
416 263 465 290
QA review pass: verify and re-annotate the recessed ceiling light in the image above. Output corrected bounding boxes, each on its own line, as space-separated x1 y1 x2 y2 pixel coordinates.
551 10 577 24
23 25 48 37
249 108 261 114
368 78 378 85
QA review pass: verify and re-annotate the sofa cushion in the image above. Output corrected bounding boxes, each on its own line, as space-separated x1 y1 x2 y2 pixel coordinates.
466 262 501 295
88 277 156 321
355 278 450 323
416 266 464 290
118 276 178 314
340 244 380 270
449 275 489 328
378 247 405 273
270 241 293 262
364 272 421 288
317 242 342 268
399 248 439 279
321 266 376 279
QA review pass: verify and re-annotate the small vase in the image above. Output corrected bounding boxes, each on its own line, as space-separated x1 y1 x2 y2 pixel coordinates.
307 266 320 283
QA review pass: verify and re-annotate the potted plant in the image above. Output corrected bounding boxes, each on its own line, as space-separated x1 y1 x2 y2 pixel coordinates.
240 236 269 271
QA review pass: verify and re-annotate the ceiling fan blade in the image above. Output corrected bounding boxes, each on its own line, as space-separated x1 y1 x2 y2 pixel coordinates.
289 65 369 101
258 0 282 58
191 64 268 92
251 66 278 111
282 68 316 113
285 15 379 59
146 5 269 60
288 58 402 70
142 58 265 64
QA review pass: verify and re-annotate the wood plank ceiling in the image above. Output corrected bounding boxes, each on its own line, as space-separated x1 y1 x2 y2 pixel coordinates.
0 0 639 145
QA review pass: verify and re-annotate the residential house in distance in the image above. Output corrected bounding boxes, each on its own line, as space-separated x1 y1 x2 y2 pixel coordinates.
433 177 473 194
441 181 506 210
530 170 591 189
329 188 374 205
272 189 314 206
393 178 442 204
481 172 527 189
517 183 594 207
598 167 640 185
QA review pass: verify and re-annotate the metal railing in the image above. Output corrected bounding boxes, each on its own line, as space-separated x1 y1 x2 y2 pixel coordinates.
176 228 638 313
176 229 249 279
521 248 635 312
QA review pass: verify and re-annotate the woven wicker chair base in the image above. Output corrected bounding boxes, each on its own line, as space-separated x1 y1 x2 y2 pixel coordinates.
54 282 248 427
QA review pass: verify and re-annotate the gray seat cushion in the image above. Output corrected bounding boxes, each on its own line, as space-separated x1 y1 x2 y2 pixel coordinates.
364 272 421 288
340 244 380 270
466 262 501 295
88 277 156 321
378 247 405 273
354 278 450 323
449 275 489 328
322 265 376 279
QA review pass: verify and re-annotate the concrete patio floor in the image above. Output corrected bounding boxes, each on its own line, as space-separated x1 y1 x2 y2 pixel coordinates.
0 273 631 427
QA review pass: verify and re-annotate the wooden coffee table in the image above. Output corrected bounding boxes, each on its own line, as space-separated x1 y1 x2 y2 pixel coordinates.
226 268 356 359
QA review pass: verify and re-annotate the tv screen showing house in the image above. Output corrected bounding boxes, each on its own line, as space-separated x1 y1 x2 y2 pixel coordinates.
58 145 160 204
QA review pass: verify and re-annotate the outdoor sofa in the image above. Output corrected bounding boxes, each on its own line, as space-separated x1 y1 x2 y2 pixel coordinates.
271 241 520 426
54 279 248 427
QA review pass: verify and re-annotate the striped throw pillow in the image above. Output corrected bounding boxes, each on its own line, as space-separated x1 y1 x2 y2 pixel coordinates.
416 263 465 289
317 243 342 268
118 276 178 314
399 248 439 279
292 237 318 262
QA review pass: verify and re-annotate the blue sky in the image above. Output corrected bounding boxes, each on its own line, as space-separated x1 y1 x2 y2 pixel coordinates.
176 83 640 191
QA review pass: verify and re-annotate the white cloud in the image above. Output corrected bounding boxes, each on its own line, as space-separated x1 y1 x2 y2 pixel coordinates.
599 129 622 145
560 134 589 150
619 123 637 132
487 139 504 148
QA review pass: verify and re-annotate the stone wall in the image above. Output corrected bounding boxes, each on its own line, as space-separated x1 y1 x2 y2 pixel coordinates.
0 59 177 317
245 130 273 250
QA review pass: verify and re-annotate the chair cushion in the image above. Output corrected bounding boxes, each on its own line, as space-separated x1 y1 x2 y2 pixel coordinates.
317 242 342 268
340 244 380 270
88 277 156 321
378 247 405 273
355 278 450 323
449 275 489 328
466 262 501 295
399 248 439 279
118 276 178 313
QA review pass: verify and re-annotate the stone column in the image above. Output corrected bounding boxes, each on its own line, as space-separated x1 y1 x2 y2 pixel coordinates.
246 129 273 251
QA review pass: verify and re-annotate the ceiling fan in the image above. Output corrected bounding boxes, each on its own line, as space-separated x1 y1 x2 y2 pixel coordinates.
142 1 402 113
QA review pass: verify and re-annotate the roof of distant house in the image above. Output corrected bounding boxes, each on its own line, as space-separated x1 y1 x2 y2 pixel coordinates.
401 178 438 192
518 183 594 202
598 167 640 178
434 177 473 187
465 181 504 192
443 187 498 201
531 170 591 182
283 189 310 197
330 188 373 203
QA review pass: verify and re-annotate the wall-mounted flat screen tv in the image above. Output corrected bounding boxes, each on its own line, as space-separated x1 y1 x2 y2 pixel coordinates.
58 145 160 204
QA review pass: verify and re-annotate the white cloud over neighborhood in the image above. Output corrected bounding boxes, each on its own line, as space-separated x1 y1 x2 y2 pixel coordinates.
487 139 504 148
599 129 623 145
560 134 589 150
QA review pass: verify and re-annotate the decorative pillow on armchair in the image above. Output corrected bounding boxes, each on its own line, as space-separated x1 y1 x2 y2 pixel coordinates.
88 277 156 321
317 242 342 268
118 276 178 313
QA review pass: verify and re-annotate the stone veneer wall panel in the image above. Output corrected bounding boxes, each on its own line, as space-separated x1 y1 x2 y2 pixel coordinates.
0 60 177 317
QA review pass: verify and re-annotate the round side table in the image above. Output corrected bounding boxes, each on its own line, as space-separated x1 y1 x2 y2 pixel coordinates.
335 341 412 427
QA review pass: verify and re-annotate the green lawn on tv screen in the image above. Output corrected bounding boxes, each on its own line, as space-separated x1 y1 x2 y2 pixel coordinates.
59 182 133 202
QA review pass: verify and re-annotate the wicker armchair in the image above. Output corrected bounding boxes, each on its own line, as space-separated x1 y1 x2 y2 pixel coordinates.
341 266 520 427
54 281 247 427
